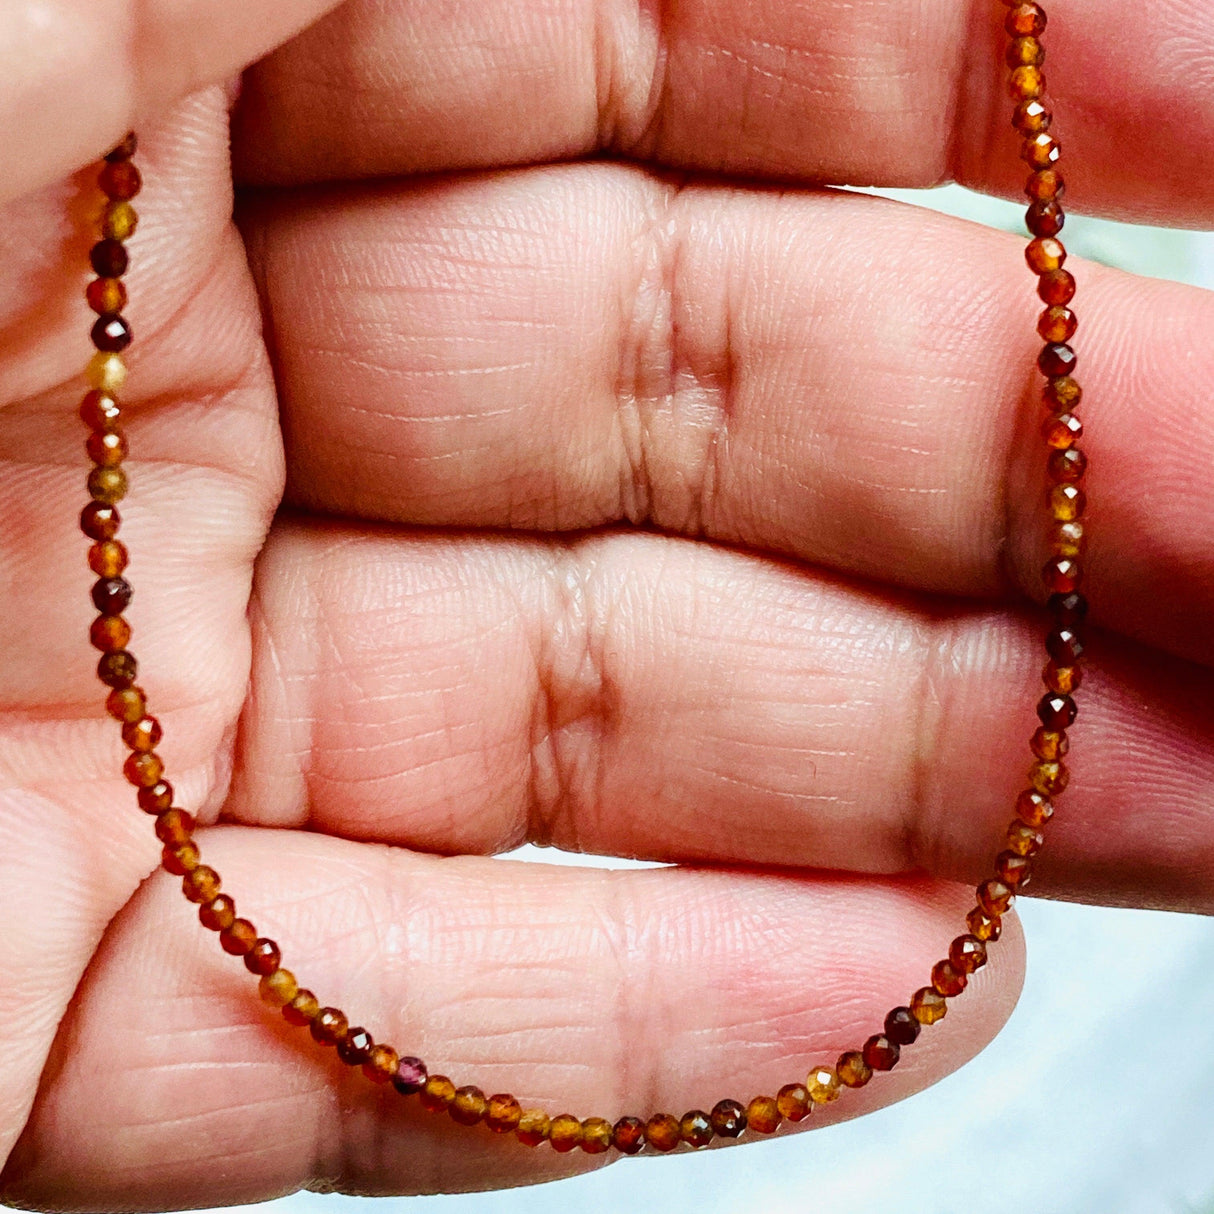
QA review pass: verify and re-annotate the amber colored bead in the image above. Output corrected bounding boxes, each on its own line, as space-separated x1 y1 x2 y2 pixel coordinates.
86 352 126 393
90 614 130 652
183 865 221 904
1005 3 1046 36
1013 100 1051 135
1050 520 1086 560
1043 555 1083 593
97 649 137 688
336 1026 374 1066
1016 788 1056 827
581 1117 614 1154
1027 200 1065 237
746 1095 782 1133
310 1005 348 1045
549 1114 583 1152
1037 269 1076 306
807 1067 841 1104
910 987 948 1025
1006 36 1044 68
884 1006 921 1046
1022 132 1060 168
284 990 321 1027
259 968 299 1009
1007 820 1046 856
89 539 129 577
1048 449 1087 485
123 716 162 752
81 500 121 540
99 160 142 200
1038 693 1077 730
86 277 127 315
710 1098 747 1138
931 960 968 997
777 1083 811 1122
645 1113 682 1152
91 314 132 354
80 390 122 431
220 918 258 956
612 1116 646 1153
392 1056 428 1095
966 906 1003 943
419 1075 456 1113
1026 237 1066 275
123 751 163 787
516 1108 552 1147
245 938 281 976
680 1110 713 1148
1009 66 1044 101
87 431 127 469
363 1044 399 1084
978 878 1015 916
837 1051 873 1088
105 132 138 161
1045 376 1083 411
1030 726 1068 761
161 841 199 876
1048 488 1085 528
1038 308 1077 348
449 1085 488 1126
88 465 127 504
1042 411 1082 449
102 202 139 242
1044 660 1082 695
137 779 173 812
199 895 236 931
92 576 131 614
154 807 194 845
90 239 128 278
1030 758 1069 795
863 1035 900 1072
949 935 988 974
485 1094 522 1133
1026 168 1064 202
997 851 1033 889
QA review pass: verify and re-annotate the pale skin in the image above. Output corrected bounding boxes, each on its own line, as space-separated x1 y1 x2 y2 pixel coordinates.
0 0 1212 1206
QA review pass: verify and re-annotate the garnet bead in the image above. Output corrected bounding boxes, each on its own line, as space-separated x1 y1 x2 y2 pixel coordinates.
949 935 988 974
420 1075 456 1112
745 1095 781 1133
581 1117 614 1153
99 159 141 200
910 987 947 1025
1005 3 1046 36
485 1094 522 1133
777 1083 811 1121
97 650 137 688
91 314 132 353
645 1113 681 1152
863 1035 900 1071
284 990 321 1027
392 1057 428 1095
710 1099 747 1138
680 1110 714 1148
549 1114 583 1152
612 1116 646 1153
220 919 258 956
199 895 236 931
90 239 128 278
837 1051 873 1088
86 277 127 315
516 1109 551 1147
884 1006 921 1046
448 1085 487 1126
1037 268 1076 305
931 960 968 997
310 1007 348 1046
363 1044 399 1084
244 938 282 976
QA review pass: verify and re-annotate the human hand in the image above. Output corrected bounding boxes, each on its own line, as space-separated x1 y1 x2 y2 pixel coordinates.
1 0 1212 1207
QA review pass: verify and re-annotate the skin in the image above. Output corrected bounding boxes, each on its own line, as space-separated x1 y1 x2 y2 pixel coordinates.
0 0 1211 1207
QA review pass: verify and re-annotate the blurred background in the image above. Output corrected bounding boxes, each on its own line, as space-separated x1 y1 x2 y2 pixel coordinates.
197 188 1214 1214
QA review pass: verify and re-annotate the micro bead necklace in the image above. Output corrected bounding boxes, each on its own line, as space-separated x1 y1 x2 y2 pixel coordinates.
77 0 1084 1156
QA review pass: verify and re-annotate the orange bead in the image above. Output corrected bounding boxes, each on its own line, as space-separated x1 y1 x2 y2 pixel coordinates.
182 865 221 904
777 1083 811 1122
1026 237 1067 274
486 1094 522 1134
363 1044 399 1084
549 1114 583 1152
89 539 128 577
259 968 298 1008
612 1116 646 1153
1016 788 1055 827
710 1099 747 1138
89 615 131 652
581 1117 614 1153
948 934 988 974
645 1113 681 1152
516 1109 551 1147
161 841 199 875
745 1095 781 1133
284 989 320 1027
966 906 1002 943
199 894 236 931
910 987 947 1025
154 808 194 845
837 1051 873 1088
449 1086 487 1126
107 685 146 722
931 959 968 997
220 918 258 957
122 716 162 752
419 1075 456 1113
310 1006 348 1045
977 878 1015 916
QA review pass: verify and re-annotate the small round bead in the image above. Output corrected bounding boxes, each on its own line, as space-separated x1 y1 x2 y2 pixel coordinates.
710 1098 747 1138
102 202 139 242
1026 237 1066 274
91 314 132 354
949 935 988 974
1043 555 1083 593
1042 412 1082 449
97 649 138 688
1005 3 1046 36
419 1075 456 1113
1048 447 1087 484
931 959 968 997
1037 268 1076 305
997 851 1033 889
746 1095 781 1133
259 968 299 1009
1013 100 1051 135
776 1083 811 1122
1016 789 1056 827
1026 200 1065 236
86 277 127 315
644 1113 682 1152
679 1110 713 1148
81 501 121 540
977 878 1015 916
448 1085 487 1126
1049 520 1086 559
1006 36 1044 68
363 1044 399 1084
89 239 129 278
1039 344 1077 380
1049 484 1086 523
161 841 199 876
154 808 194 845
1026 168 1064 202
581 1117 614 1153
549 1114 583 1152
392 1056 428 1095
837 1051 873 1088
336 1026 374 1067
1030 758 1069 795
884 1006 921 1046
199 895 236 931
1044 376 1082 410
1007 820 1046 856
99 159 142 200
182 865 221 904
88 466 128 504
89 540 129 577
1037 307 1077 345
1037 693 1078 730
516 1108 551 1147
862 1035 900 1072
967 906 1003 942
92 576 132 614
87 430 127 468
1046 626 1086 665
807 1067 841 1104
310 1006 348 1045
123 751 163 787
612 1116 646 1154
244 938 282 976
80 390 122 431
1021 132 1060 167
910 987 948 1025
1043 660 1082 695
105 132 138 161
86 352 127 393
89 614 130 652
1009 66 1045 101
485 1094 522 1133
123 716 162 752
284 989 321 1027
220 918 258 956
1030 726 1068 761
137 779 173 813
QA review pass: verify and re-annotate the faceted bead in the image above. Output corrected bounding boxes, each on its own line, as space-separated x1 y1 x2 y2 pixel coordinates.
997 851 1033 889
837 1051 873 1088
746 1095 781 1133
81 501 121 540
310 1006 348 1045
1048 448 1087 484
1026 200 1065 236
91 314 132 354
1030 758 1069 795
86 352 127 393
1013 100 1051 135
220 918 258 955
1021 132 1059 167
80 390 122 431
392 1056 428 1095
363 1044 399 1084
90 239 129 278
931 959 967 997
87 430 127 467
1038 344 1077 378
645 1113 681 1152
1043 660 1082 695
105 132 138 161
910 987 948 1025
1046 626 1085 665
807 1067 841 1104
99 160 141 200
1007 820 1046 856
1026 169 1064 202
612 1116 646 1153
137 779 173 813
581 1117 614 1154
92 576 132 614
1044 376 1082 409
98 649 137 688
966 906 1002 942
449 1086 487 1126
154 807 194 845
710 1098 747 1138
1049 484 1086 522
419 1075 456 1113
1038 693 1078 730
1005 3 1046 36
1026 237 1066 274
884 1006 921 1046
89 540 129 577
245 938 282 976
977 878 1015 916
259 968 298 1009
284 990 320 1027
123 751 163 787
549 1113 583 1152
1009 66 1045 101
182 865 221 904
1030 726 1068 761
123 716 162 752
161 841 199 875
1016 789 1055 827
86 277 127 315
949 935 988 974
90 614 130 651
199 895 236 931
102 202 139 242
1006 36 1044 68
1038 308 1077 347
485 1094 522 1133
1049 520 1086 559
1038 269 1076 305
863 1035 900 1071
777 1083 811 1122
88 466 127 504
1042 411 1082 448
1043 555 1083 593
336 1027 374 1067
516 1108 551 1147
680 1110 714 1148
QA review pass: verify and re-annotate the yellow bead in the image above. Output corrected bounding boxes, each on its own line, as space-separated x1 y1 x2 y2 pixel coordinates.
807 1067 841 1104
87 352 127 393
102 202 139 242
258 968 298 1008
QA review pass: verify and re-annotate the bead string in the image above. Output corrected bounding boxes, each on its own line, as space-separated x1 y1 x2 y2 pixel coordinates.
77 1 1084 1156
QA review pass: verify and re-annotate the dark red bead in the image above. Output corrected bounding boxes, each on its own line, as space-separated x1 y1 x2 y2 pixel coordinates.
1048 594 1088 629
612 1116 647 1154
709 1099 747 1138
1037 693 1078 730
244 938 281 976
1046 626 1086 665
1037 269 1076 305
336 1027 374 1066
89 239 128 278
1027 200 1065 237
97 650 137 688
138 780 174 813
91 576 132 614
105 132 138 162
1039 343 1078 378
91 314 132 353
99 160 141 200
392 1056 428 1095
884 1006 922 1046
862 1034 901 1071
80 501 121 540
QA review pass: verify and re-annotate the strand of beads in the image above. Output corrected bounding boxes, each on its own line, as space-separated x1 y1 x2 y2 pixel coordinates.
81 0 1083 1155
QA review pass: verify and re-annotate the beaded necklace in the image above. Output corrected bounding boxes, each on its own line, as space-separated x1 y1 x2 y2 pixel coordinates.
75 0 1083 1157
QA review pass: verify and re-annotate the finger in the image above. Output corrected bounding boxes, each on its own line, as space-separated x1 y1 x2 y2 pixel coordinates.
227 521 1214 914
232 0 1214 225
0 827 1025 1208
241 164 1214 666
0 0 343 205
